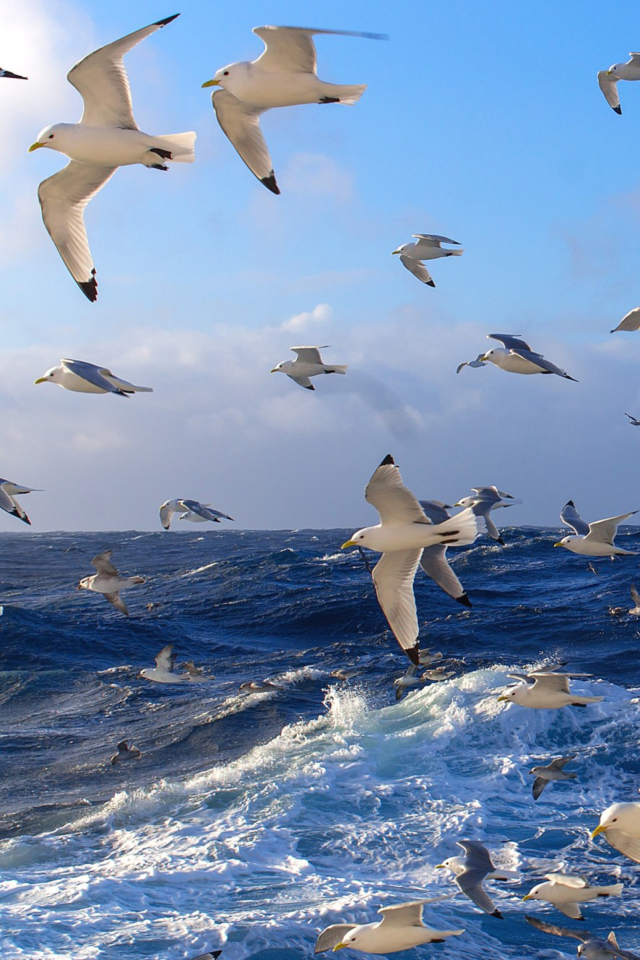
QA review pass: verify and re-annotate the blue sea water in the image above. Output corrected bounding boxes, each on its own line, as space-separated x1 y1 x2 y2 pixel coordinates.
1 526 640 960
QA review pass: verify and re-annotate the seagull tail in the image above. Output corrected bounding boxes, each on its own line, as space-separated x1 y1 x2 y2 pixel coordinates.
433 506 479 549
322 83 366 105
154 131 196 162
446 249 464 256
324 365 348 375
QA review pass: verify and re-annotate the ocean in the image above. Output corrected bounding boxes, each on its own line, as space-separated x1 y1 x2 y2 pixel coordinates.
1 526 639 960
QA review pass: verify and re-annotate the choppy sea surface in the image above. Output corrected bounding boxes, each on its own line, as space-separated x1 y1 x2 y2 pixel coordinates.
1 526 640 960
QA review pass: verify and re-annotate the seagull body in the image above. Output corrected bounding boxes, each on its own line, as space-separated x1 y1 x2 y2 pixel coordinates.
598 54 640 114
392 235 463 287
271 346 347 390
592 802 640 864
523 875 623 920
530 755 577 800
341 455 479 664
625 413 640 426
77 550 144 616
454 487 521 545
0 480 41 525
140 644 208 683
315 900 464 954
436 841 515 918
29 15 195 301
498 670 603 709
202 26 383 194
629 585 640 615
0 68 27 80
110 740 141 765
160 499 234 530
611 308 640 333
35 358 153 396
555 501 637 556
478 334 577 380
526 916 640 960
239 680 282 692
418 500 471 606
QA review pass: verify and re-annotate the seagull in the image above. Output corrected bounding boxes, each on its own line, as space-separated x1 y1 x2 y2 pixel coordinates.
0 479 41 525
453 487 522 545
474 334 577 380
202 26 384 194
140 645 211 683
0 68 27 80
77 550 145 616
110 740 142 765
341 455 479 663
611 307 640 332
239 680 282 692
598 55 640 114
629 585 640 615
497 670 603 709
35 358 153 396
393 664 426 700
419 648 443 665
555 501 637 556
592 802 640 864
456 354 486 374
270 346 347 391
28 15 195 301
314 900 464 954
392 235 463 287
529 755 577 800
159 499 234 530
436 840 518 918
625 413 640 425
522 874 623 920
526 916 640 960
418 500 472 606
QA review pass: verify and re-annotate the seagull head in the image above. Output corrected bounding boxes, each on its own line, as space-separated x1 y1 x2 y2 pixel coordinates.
270 361 285 374
77 577 91 591
592 802 636 838
497 687 517 703
391 243 410 255
202 61 245 90
522 884 542 902
29 123 70 153
341 528 369 549
35 366 61 385
554 536 572 548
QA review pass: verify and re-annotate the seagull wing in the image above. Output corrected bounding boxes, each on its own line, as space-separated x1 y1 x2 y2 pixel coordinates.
314 925 356 953
91 550 119 576
560 501 590 536
586 512 637 545
412 234 461 245
456 355 486 373
211 89 279 195
0 485 16 515
291 346 326 363
288 375 314 390
419 545 469 605
471 487 502 504
399 255 435 286
253 26 385 73
598 71 621 113
372 550 422 663
631 584 640 605
525 915 590 943
68 14 179 127
0 486 30 523
530 673 571 694
487 333 533 351
105 591 129 616
38 161 116 302
455 869 498 915
155 644 176 672
457 840 495 872
544 874 589 888
159 502 176 530
61 359 126 394
532 777 548 800
365 455 429 524
377 901 426 927
604 829 640 864
548 755 577 770
418 500 450 524
612 308 640 332
510 348 577 380
180 500 234 522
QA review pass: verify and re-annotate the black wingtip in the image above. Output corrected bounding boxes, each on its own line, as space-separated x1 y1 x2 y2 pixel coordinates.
566 500 575 507
492 910 504 919
303 383 315 391
614 105 622 115
426 279 436 287
261 173 280 195
456 593 472 608
406 642 419 666
380 454 395 466
20 515 31 525
156 14 180 27
78 270 97 302
497 536 505 546
2 71 27 80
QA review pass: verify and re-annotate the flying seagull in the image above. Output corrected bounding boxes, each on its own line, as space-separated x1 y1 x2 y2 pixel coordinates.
436 840 517 918
159 499 234 530
202 25 384 194
110 740 142 765
526 915 640 960
467 334 577 380
454 487 522 545
497 669 603 709
592 802 640 864
315 900 463 954
598 54 640 114
35 358 153 396
418 500 472 606
77 550 145 616
625 413 640 426
530 754 577 800
0 479 41 525
523 874 623 920
270 346 347 390
29 15 195 301
555 501 637 556
140 644 211 683
611 307 640 332
392 235 463 287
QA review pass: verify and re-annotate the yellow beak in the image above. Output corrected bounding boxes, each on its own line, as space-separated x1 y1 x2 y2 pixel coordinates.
607 69 613 75
591 824 606 838
553 542 563 548
28 141 44 152
202 79 220 88
270 368 279 373
497 695 509 702
435 864 445 869
341 540 357 549
522 894 533 901
333 945 348 952
34 377 47 384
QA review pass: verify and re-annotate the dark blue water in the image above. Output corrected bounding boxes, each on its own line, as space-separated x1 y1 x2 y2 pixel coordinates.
1 527 639 959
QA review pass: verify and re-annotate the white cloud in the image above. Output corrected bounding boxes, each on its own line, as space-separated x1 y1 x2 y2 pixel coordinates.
281 303 332 332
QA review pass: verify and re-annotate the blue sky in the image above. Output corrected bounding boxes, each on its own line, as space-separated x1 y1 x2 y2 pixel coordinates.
0 0 640 531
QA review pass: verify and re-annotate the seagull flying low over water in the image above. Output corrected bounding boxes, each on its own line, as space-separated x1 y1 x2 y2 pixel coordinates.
270 346 347 390
497 669 603 709
417 500 472 606
598 54 640 114
458 334 578 380
110 740 141 765
35 359 153 396
28 15 195 301
314 900 464 954
77 550 145 616
202 25 384 194
140 644 212 683
526 915 640 960
0 479 41 525
454 487 522 545
436 840 518 918
0 68 27 79
341 455 478 664
160 499 234 530
530 755 578 800
392 235 463 287
555 501 637 556
523 874 623 920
